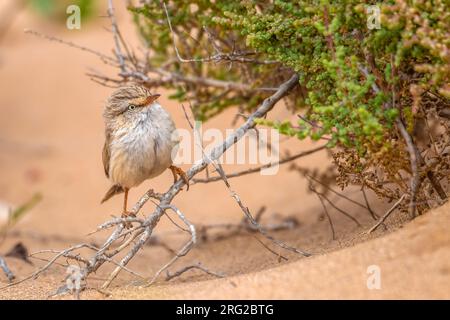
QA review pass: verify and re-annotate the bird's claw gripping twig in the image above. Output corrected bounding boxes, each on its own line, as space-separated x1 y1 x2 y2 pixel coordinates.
121 211 136 229
169 165 189 190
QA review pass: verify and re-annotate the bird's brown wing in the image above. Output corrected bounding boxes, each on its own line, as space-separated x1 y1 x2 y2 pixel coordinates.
102 131 111 178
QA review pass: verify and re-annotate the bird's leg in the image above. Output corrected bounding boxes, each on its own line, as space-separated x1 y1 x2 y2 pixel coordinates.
122 188 135 228
123 188 129 215
169 165 189 190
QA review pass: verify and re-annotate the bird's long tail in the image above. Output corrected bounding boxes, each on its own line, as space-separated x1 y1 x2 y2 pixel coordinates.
101 184 124 203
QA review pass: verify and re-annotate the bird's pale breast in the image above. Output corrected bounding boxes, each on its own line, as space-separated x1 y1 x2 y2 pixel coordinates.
108 103 177 189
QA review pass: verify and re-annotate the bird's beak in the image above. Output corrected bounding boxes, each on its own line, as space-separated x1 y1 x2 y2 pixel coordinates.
144 94 161 106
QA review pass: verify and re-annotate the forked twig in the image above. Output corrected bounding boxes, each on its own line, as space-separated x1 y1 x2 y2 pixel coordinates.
367 194 406 234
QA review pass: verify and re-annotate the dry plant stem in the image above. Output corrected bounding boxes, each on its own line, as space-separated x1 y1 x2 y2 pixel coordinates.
162 2 277 65
306 174 370 213
28 249 144 280
0 256 15 282
197 213 297 242
192 144 327 184
145 205 196 286
395 121 420 218
229 190 310 257
361 187 379 220
316 195 336 240
309 184 361 227
359 65 420 218
25 20 277 94
367 194 407 234
165 262 225 281
0 243 97 289
122 68 278 93
24 29 118 66
107 0 126 73
253 236 288 261
100 228 151 289
192 141 310 258
416 151 447 201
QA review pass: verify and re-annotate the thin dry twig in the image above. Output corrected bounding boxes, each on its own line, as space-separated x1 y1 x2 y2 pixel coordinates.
162 2 277 65
306 176 362 228
107 0 126 72
193 145 327 184
196 209 298 243
252 236 288 262
316 194 336 240
24 29 118 66
0 243 96 289
359 65 420 218
145 205 196 286
165 262 224 281
367 194 407 234
306 174 370 213
361 186 379 220
0 256 15 282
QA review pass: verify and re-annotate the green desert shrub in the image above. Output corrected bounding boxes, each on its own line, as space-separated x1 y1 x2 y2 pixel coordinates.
128 0 449 213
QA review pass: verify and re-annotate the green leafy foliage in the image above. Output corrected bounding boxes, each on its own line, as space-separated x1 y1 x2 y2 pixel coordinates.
129 0 449 208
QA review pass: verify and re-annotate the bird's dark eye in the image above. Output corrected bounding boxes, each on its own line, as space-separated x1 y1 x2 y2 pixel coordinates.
128 104 136 111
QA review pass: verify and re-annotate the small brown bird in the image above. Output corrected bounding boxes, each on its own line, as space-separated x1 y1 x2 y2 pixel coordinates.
101 85 188 217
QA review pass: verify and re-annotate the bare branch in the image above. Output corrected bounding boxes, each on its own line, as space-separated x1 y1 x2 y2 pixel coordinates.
359 65 420 218
367 194 407 234
107 0 126 72
0 256 15 282
361 186 379 220
145 205 196 286
24 29 118 66
193 145 327 184
163 2 277 65
316 194 336 240
253 236 288 262
0 243 97 289
122 69 279 93
305 174 370 213
165 262 225 281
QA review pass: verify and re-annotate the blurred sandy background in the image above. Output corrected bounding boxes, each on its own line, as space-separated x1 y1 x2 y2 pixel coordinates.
0 0 449 299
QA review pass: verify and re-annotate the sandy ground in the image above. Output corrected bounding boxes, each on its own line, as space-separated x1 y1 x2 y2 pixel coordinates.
0 1 448 299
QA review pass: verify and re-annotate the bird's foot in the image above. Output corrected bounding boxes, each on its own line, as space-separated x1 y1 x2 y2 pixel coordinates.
169 165 190 190
121 211 136 228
